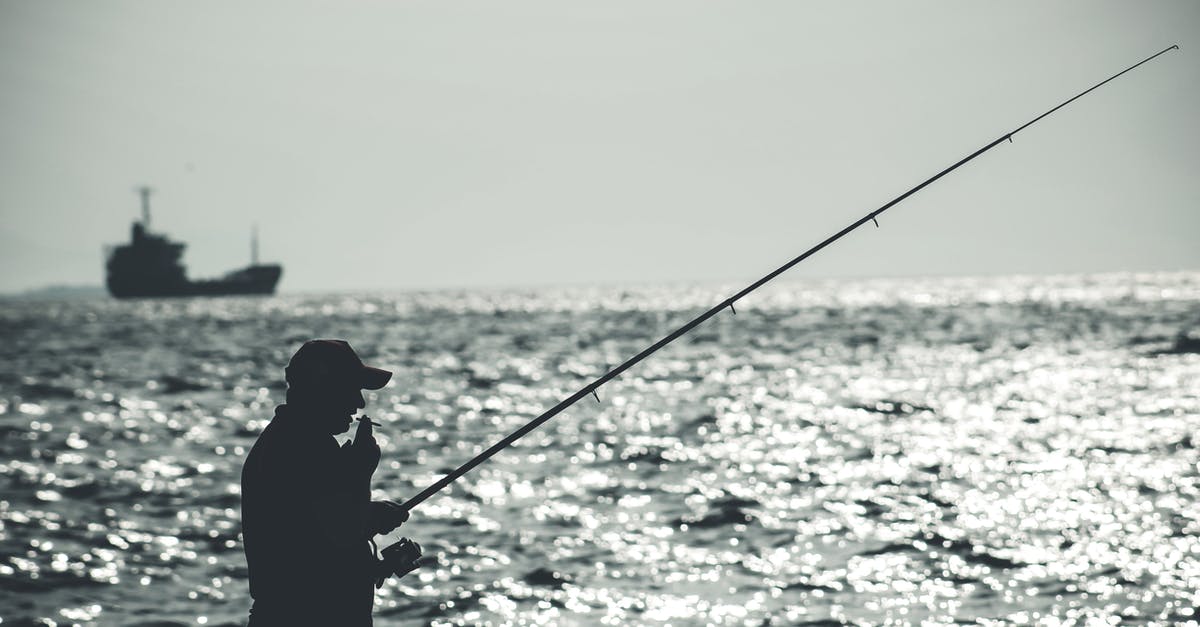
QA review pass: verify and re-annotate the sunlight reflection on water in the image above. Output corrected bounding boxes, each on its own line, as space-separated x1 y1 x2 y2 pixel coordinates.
1 272 1198 625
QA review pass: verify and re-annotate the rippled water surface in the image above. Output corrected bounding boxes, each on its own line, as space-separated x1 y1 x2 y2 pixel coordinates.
2 272 1199 626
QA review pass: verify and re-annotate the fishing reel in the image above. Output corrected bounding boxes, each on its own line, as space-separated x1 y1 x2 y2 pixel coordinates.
383 537 422 565
376 537 434 587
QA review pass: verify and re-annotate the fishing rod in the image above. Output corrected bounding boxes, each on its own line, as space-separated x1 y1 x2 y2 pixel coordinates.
398 44 1179 513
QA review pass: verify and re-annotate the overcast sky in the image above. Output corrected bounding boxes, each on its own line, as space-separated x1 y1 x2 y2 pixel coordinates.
1 1 1196 293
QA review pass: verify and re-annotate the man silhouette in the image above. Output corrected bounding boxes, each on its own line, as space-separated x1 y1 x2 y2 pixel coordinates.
241 339 420 626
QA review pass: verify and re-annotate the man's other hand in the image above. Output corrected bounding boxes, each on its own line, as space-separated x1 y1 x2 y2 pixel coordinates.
348 416 381 475
368 499 410 536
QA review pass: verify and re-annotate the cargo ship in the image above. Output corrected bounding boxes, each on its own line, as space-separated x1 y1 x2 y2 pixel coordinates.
105 187 282 298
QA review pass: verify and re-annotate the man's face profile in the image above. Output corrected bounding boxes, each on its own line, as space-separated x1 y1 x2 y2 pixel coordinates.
292 377 367 434
321 379 367 434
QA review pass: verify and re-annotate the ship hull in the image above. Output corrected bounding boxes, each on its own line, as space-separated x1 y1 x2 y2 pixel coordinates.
107 264 282 299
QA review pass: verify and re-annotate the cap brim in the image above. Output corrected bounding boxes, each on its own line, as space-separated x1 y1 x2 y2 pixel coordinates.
360 366 392 390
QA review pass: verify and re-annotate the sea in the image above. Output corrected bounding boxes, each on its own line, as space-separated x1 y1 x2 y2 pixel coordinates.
1 272 1198 626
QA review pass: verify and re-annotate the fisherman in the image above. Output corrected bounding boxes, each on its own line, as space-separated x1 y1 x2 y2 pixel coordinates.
241 339 424 626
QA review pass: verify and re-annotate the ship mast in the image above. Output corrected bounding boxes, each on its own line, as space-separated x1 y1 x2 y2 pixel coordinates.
251 224 259 266
136 186 153 227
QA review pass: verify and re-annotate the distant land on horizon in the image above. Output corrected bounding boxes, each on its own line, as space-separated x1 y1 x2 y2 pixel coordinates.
4 268 1199 302
1 284 108 301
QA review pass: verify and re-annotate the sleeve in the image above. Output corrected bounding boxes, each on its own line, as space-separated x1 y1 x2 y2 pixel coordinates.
306 440 373 548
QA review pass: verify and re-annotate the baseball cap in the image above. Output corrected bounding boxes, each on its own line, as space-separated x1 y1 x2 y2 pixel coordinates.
285 339 392 390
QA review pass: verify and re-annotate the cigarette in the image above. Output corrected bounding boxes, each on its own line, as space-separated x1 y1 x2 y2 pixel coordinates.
358 416 383 427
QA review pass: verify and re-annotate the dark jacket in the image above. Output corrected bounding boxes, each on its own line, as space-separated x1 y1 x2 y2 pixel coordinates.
241 405 378 626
